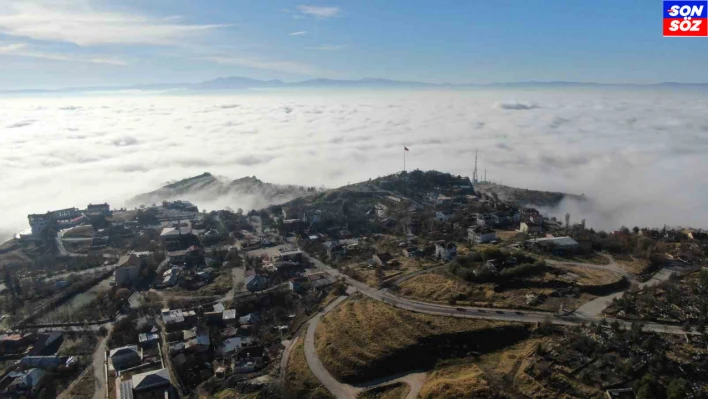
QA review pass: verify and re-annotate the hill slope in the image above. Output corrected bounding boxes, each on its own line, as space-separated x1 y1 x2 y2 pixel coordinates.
128 173 314 211
475 182 584 207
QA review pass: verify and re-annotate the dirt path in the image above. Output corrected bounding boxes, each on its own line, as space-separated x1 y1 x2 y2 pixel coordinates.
91 336 107 399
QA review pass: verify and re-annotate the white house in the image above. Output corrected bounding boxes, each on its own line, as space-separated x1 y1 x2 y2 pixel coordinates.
520 221 543 235
468 226 497 245
435 241 457 261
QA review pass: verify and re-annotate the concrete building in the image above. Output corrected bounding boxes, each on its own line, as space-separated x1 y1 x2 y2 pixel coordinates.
468 226 497 245
86 203 110 216
115 254 143 286
119 368 172 399
520 221 543 235
27 207 83 237
435 241 457 261
161 309 185 331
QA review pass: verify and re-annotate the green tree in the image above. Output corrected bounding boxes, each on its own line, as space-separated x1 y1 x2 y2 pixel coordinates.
666 378 689 399
635 374 661 399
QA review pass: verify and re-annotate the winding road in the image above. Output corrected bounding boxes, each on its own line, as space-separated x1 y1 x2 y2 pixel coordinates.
301 292 428 399
296 253 695 398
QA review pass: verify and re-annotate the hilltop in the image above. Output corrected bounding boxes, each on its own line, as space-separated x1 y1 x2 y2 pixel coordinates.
474 182 584 208
128 172 315 211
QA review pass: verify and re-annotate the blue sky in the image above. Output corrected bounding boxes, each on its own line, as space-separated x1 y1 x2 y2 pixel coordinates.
0 0 706 89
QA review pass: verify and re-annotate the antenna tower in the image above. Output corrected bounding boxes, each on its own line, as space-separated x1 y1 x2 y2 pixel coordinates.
473 150 478 183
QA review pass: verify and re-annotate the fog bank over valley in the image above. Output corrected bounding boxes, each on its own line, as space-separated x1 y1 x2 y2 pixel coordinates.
1 88 707 241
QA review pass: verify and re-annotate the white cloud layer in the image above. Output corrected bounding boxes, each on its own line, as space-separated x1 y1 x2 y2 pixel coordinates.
1 88 707 241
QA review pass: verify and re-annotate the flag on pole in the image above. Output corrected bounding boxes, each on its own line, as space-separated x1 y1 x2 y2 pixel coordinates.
404 146 409 151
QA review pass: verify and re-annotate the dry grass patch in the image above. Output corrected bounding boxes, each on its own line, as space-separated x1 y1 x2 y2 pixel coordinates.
398 272 470 303
358 382 410 399
398 272 598 312
614 255 650 275
421 338 545 399
555 265 623 286
285 338 333 399
315 297 525 383
419 363 493 398
64 366 96 399
495 230 524 242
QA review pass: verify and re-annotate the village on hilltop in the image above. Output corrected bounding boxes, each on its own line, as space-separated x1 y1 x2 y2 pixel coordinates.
0 170 706 398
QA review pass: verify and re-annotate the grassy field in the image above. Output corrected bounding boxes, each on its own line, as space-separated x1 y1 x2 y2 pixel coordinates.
419 337 545 398
315 297 526 383
345 253 438 288
358 382 410 399
554 264 623 286
285 338 333 399
397 271 601 312
613 254 650 275
419 362 492 398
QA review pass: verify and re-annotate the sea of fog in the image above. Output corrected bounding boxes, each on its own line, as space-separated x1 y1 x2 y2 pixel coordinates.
1 88 707 242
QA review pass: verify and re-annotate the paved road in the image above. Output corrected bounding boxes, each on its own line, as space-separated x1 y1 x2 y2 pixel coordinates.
304 295 357 399
300 290 429 399
306 255 692 335
575 264 683 318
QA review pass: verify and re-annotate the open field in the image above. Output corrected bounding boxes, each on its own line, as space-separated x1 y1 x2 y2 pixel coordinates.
419 362 492 398
359 382 410 399
396 268 620 312
285 337 334 399
545 252 610 265
495 230 525 242
613 254 650 275
418 336 546 398
315 296 527 383
554 264 624 286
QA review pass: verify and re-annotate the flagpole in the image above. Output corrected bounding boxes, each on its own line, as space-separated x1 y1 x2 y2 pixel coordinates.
403 146 406 172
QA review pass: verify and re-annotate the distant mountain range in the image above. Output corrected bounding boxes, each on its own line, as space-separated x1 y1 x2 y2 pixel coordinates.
4 77 708 94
